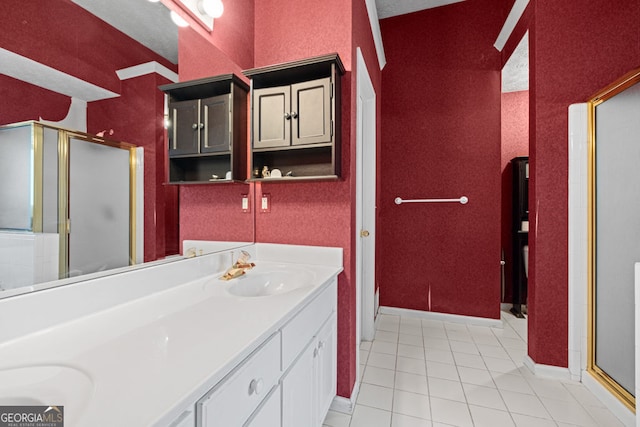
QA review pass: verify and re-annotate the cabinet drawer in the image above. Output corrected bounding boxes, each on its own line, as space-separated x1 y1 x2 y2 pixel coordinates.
197 333 281 427
281 280 337 370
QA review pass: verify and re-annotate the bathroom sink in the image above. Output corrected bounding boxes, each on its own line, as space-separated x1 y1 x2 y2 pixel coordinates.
227 268 314 297
0 365 94 411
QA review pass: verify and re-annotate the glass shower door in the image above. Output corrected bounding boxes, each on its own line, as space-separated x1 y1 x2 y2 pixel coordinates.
67 137 132 276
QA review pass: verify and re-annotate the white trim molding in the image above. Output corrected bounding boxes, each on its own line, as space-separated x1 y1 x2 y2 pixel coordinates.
116 61 179 83
379 306 503 328
494 0 529 52
330 380 360 415
523 355 574 381
583 372 635 427
364 0 386 70
568 103 589 380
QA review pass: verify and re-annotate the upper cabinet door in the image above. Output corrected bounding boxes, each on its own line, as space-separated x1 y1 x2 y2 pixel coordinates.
201 94 231 154
169 99 200 156
253 85 291 149
291 77 331 146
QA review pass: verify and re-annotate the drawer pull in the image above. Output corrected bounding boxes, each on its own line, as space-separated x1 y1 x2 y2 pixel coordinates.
249 378 264 396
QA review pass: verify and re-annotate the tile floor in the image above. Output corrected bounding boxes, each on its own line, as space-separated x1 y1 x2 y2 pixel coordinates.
322 311 624 427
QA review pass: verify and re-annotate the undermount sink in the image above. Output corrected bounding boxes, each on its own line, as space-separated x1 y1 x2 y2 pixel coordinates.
0 365 94 412
226 267 314 297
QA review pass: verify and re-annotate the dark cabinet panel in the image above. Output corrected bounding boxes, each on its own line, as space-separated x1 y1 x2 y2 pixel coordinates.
511 156 528 318
244 54 344 181
201 95 230 154
292 78 331 146
253 85 290 149
160 74 248 184
169 100 200 156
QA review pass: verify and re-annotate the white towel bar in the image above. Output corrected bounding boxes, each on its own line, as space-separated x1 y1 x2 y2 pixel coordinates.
394 196 469 205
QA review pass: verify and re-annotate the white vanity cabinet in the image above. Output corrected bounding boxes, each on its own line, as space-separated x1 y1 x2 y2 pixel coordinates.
194 279 337 427
281 281 337 427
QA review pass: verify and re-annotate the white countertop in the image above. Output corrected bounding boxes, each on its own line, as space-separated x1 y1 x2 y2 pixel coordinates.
0 251 342 426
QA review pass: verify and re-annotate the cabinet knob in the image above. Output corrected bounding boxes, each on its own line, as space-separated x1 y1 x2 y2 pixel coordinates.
199 123 204 129
290 111 298 119
191 123 198 130
284 112 291 120
360 230 370 237
249 378 264 396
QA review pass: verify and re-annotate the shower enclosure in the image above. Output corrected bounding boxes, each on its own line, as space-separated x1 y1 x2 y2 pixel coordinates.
0 121 138 288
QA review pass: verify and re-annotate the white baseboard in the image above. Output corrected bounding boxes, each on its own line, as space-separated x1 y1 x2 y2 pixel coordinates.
379 306 503 328
582 371 635 427
330 380 360 415
523 355 575 381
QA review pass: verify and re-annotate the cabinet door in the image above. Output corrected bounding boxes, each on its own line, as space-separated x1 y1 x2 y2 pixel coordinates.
253 85 290 149
282 342 314 427
314 313 337 425
245 385 281 427
291 77 332 146
201 94 231 154
169 99 200 156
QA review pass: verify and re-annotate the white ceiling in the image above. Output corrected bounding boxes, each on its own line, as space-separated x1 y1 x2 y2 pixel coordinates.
70 0 178 64
375 0 466 19
502 32 529 92
69 0 527 92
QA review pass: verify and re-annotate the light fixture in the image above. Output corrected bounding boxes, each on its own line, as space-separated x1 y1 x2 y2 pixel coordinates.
147 0 161 2
170 10 189 27
197 0 224 19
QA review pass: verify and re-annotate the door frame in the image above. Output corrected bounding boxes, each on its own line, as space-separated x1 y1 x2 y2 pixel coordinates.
355 47 377 354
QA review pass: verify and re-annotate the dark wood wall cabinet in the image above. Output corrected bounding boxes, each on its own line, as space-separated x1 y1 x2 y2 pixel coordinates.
160 74 248 184
511 156 529 318
243 53 344 181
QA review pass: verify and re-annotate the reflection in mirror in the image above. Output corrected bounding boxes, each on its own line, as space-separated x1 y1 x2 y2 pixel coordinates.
0 0 254 299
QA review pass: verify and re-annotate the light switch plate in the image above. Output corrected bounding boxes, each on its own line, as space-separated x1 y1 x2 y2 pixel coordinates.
261 193 270 213
241 194 250 213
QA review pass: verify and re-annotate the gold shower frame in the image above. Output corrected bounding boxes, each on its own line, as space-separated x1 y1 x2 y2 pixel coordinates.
0 121 137 279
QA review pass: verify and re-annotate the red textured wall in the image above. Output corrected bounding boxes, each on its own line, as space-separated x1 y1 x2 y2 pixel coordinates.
253 0 352 69
1 0 178 263
1 0 175 93
379 1 508 320
501 91 529 302
179 185 254 243
528 1 640 367
0 75 71 125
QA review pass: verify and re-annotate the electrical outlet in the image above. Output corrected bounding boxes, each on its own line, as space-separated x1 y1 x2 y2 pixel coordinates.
241 193 250 213
260 193 270 213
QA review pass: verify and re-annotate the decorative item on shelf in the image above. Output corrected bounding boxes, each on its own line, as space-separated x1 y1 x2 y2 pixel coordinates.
270 169 282 178
261 165 270 178
285 171 294 177
253 168 260 178
225 171 232 180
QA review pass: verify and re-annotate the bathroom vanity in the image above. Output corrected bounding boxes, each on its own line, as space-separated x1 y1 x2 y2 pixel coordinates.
0 243 342 427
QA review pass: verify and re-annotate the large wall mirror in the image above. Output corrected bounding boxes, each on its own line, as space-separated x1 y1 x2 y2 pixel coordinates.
0 0 254 298
588 67 640 412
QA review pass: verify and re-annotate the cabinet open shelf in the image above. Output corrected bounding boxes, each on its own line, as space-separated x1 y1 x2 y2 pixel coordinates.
169 154 234 183
251 145 338 181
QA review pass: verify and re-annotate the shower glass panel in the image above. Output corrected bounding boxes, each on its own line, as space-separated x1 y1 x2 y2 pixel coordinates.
68 138 132 276
0 125 34 230
589 68 640 411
